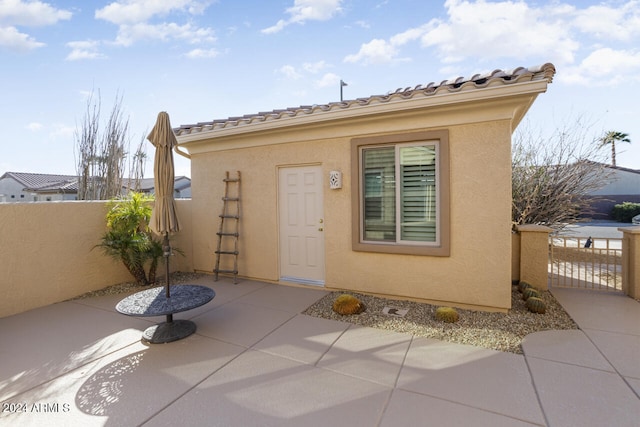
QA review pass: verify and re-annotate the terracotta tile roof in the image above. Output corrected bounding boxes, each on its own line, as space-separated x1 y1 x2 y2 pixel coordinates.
175 63 555 137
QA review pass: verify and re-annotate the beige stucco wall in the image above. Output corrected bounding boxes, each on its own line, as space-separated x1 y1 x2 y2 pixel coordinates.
516 224 552 291
620 227 640 298
0 199 193 318
188 116 514 311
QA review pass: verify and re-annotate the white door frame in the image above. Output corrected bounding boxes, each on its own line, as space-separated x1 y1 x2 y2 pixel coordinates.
278 165 325 286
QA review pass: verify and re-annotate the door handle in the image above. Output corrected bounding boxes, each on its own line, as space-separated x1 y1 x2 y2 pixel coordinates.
318 227 324 232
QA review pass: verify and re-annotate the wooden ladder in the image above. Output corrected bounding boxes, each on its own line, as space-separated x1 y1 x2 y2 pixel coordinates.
213 171 241 284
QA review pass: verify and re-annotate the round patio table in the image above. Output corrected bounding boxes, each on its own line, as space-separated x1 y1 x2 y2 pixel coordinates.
116 285 215 344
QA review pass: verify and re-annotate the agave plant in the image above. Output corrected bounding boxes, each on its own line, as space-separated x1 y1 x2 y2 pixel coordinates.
96 192 163 286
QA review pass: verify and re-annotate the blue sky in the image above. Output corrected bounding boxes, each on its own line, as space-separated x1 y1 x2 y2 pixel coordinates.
1 0 639 178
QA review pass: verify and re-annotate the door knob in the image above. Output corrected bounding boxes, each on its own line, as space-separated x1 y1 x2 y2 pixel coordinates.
318 227 324 231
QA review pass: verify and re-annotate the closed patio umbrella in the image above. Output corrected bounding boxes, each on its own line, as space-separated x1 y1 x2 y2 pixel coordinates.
146 111 187 341
149 111 181 240
115 111 214 343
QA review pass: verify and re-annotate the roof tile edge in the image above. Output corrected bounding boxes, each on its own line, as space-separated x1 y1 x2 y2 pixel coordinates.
175 63 555 137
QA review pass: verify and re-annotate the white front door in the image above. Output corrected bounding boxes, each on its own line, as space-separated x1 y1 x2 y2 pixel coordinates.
278 166 325 285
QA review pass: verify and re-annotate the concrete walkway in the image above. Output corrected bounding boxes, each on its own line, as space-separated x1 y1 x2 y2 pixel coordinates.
1 276 639 426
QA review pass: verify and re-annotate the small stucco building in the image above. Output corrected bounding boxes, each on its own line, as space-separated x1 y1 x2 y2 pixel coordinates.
175 63 556 312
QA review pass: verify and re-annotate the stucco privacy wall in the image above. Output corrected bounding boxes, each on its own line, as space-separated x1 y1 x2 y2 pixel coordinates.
187 118 514 310
0 200 193 318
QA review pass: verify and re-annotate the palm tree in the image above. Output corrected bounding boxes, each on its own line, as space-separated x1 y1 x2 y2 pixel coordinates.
598 131 631 167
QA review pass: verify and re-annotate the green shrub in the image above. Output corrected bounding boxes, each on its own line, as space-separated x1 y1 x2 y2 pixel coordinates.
526 297 547 314
611 202 640 223
434 307 460 323
96 192 163 286
332 294 365 315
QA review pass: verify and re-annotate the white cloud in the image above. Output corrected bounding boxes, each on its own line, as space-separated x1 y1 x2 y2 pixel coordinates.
49 123 75 140
65 40 106 61
343 0 640 78
418 0 578 65
26 122 42 132
303 60 328 73
112 22 216 46
573 1 640 42
344 38 398 64
95 0 216 53
314 72 340 88
184 47 219 59
262 0 343 34
262 19 287 35
0 0 71 51
0 25 44 51
95 0 208 25
560 48 640 86
279 65 302 79
0 0 72 26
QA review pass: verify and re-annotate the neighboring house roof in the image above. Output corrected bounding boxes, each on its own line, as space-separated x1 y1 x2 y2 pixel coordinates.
2 172 191 194
175 63 555 138
1 172 78 191
25 179 79 194
123 176 191 193
603 164 640 174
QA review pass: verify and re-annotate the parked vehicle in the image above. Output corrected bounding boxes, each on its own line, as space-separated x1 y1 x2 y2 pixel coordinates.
633 214 640 225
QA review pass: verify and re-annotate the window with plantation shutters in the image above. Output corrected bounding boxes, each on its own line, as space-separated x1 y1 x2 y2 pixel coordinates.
362 143 438 244
399 145 437 242
352 130 449 256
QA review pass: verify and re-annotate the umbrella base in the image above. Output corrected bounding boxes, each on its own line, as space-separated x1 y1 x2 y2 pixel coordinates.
142 319 196 344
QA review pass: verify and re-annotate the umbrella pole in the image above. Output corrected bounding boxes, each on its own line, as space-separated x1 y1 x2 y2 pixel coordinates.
163 232 173 323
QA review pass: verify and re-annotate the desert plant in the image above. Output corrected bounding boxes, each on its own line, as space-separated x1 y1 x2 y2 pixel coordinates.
522 288 541 301
96 192 163 286
332 294 365 315
518 281 532 293
434 307 459 323
526 297 547 314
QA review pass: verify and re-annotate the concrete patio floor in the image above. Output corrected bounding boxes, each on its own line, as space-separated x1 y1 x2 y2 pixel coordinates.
1 276 639 426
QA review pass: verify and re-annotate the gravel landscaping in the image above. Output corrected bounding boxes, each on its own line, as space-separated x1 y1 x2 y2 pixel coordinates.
303 285 578 354
74 273 578 354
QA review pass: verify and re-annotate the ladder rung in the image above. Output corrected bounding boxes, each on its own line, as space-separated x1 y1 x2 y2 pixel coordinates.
217 232 239 237
213 269 238 274
223 178 240 182
219 214 239 219
215 250 238 255
222 197 239 201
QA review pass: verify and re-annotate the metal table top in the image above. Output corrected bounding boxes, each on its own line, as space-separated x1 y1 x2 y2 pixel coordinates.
116 285 215 317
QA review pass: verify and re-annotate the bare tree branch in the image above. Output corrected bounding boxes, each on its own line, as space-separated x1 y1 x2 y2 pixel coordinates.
512 116 614 230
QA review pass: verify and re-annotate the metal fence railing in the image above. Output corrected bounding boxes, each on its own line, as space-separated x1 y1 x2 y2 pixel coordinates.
549 236 623 292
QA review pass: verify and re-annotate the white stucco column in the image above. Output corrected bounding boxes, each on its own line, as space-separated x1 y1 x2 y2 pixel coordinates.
516 224 553 291
619 226 640 299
